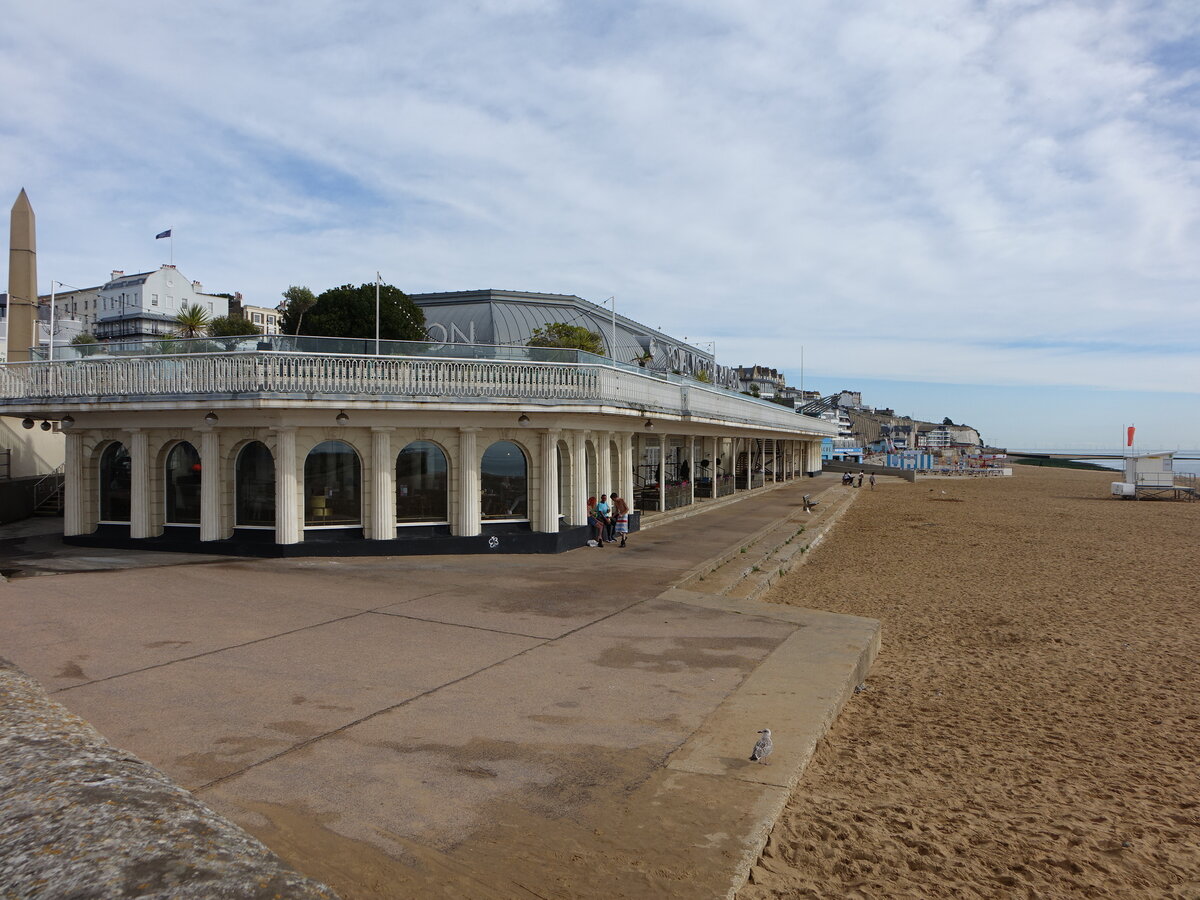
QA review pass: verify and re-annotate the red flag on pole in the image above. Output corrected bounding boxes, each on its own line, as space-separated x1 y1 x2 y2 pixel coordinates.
1127 425 1135 447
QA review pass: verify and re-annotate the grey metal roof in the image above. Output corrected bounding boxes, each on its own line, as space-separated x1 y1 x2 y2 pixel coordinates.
409 290 717 378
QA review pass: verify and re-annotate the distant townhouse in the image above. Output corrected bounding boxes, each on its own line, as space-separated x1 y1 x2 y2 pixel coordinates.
735 365 786 398
94 266 228 344
241 304 281 334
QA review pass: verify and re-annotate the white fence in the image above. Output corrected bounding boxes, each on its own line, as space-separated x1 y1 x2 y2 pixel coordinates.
0 351 832 435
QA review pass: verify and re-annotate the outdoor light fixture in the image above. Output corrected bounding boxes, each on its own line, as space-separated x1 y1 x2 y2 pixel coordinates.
204 411 219 424
518 414 530 426
40 421 52 431
21 418 34 429
336 411 349 425
61 415 74 427
644 420 654 430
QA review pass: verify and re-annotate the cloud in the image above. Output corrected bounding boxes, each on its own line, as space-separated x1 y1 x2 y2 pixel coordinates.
1 0 1197 405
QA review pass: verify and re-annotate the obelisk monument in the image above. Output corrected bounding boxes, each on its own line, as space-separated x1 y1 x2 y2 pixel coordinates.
7 189 38 362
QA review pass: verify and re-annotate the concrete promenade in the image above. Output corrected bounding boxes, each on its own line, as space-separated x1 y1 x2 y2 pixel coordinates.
0 477 879 899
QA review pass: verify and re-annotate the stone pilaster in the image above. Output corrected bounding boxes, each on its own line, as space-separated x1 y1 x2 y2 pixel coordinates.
273 427 300 544
457 427 481 536
619 432 634 512
570 431 588 525
199 428 224 541
370 427 395 540
63 430 84 536
537 429 560 533
128 429 152 539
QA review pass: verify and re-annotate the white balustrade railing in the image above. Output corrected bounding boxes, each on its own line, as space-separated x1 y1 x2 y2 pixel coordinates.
0 351 834 435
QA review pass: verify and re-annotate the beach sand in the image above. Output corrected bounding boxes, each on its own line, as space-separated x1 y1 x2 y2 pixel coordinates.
740 465 1200 899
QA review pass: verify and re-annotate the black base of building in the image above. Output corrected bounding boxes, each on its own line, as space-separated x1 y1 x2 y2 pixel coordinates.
64 512 640 558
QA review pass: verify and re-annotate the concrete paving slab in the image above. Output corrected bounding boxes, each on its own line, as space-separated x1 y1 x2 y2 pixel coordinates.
0 479 879 898
53 612 544 788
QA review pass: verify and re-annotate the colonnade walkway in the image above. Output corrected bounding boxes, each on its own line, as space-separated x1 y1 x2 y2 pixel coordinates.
0 475 880 899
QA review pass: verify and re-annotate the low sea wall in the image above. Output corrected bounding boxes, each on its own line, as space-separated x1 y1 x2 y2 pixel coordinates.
820 460 917 483
0 656 338 899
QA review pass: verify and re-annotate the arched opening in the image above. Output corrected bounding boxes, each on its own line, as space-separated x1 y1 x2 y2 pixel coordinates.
609 440 620 496
99 442 131 522
304 440 361 526
556 439 571 520
396 440 448 523
481 440 527 520
235 441 275 527
164 441 202 525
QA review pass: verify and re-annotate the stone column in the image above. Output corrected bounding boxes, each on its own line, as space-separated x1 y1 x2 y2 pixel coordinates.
457 427 481 536
687 435 696 506
63 430 84 536
598 431 613 498
199 428 224 542
273 427 301 544
537 429 560 533
658 435 667 512
773 439 780 483
744 438 753 491
570 430 588 525
620 432 635 512
128 429 152 538
370 427 395 540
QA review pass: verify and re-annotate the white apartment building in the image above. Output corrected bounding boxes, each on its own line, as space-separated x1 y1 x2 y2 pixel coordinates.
242 304 281 334
94 266 229 343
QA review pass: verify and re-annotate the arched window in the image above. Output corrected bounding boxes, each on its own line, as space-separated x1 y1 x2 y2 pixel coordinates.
304 440 361 526
481 440 527 520
396 441 448 523
235 441 275 527
165 441 202 525
99 442 131 522
557 440 571 519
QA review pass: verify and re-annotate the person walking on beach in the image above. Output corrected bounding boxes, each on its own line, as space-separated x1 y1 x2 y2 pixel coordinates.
613 493 630 547
856 471 864 488
869 472 876 490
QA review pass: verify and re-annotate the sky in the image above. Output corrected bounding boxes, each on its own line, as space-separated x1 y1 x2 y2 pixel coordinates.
1 0 1198 449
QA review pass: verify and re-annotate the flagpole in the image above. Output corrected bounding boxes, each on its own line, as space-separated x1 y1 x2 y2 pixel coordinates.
375 272 381 356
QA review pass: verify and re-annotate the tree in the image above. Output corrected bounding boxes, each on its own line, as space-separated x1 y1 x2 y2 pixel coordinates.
942 416 955 426
527 322 604 355
297 283 426 341
278 285 316 335
175 303 211 338
208 315 262 337
70 333 98 345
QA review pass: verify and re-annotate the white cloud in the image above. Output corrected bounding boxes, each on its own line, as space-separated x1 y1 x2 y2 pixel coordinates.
2 0 1198 417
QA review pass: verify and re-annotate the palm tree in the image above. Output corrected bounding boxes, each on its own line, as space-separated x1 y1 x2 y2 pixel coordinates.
175 303 211 338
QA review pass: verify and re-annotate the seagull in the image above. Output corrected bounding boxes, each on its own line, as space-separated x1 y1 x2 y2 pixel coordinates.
749 728 773 764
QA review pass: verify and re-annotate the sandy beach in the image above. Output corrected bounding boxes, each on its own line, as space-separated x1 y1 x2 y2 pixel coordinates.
740 465 1200 899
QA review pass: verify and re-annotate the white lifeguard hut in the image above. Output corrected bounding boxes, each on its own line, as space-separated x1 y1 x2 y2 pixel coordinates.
1112 453 1194 501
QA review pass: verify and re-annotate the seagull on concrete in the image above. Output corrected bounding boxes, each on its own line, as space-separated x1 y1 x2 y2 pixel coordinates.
749 728 773 764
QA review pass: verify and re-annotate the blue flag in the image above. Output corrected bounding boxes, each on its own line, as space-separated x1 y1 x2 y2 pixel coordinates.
155 229 172 239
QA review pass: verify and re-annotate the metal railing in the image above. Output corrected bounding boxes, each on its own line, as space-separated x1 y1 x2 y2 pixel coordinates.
0 345 836 435
33 464 65 513
0 448 10 480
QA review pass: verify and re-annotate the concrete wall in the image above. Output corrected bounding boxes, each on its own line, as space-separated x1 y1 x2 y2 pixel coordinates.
0 476 37 523
0 415 65 478
0 656 337 900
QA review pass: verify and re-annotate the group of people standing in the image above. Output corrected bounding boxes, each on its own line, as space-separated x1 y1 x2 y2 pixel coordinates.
587 493 630 548
841 471 876 489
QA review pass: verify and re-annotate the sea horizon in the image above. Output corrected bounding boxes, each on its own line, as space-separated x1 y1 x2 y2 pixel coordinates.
1008 448 1200 476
